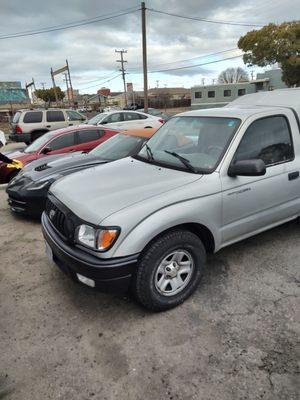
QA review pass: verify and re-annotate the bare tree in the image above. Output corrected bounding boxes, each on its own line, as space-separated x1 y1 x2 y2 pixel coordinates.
218 67 249 84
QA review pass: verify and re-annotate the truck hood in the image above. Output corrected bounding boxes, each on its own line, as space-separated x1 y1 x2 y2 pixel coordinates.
50 157 201 224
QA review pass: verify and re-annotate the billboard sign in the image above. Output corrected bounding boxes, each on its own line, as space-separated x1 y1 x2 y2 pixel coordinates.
52 65 68 76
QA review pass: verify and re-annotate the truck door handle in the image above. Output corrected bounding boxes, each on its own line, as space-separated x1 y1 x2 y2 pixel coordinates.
46 125 51 128
288 171 299 181
69 123 73 126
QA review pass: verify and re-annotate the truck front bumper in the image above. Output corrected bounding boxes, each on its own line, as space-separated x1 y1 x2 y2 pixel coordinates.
41 212 139 292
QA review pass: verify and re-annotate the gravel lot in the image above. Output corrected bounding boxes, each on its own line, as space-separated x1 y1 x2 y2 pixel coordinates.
0 153 299 399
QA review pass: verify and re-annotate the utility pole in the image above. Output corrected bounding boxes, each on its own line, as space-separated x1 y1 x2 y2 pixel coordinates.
141 2 148 112
40 82 46 90
66 59 75 108
50 67 59 105
115 49 128 107
63 73 71 106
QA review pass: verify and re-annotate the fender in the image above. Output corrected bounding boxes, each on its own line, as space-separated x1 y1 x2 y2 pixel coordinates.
111 194 222 258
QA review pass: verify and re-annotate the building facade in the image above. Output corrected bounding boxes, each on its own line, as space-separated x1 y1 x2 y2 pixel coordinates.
191 69 287 110
0 81 30 120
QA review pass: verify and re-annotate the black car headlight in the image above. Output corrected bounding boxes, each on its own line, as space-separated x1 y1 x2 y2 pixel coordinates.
25 174 62 191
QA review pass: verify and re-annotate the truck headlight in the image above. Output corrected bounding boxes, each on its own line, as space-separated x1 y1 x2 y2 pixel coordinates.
77 224 96 248
77 225 119 251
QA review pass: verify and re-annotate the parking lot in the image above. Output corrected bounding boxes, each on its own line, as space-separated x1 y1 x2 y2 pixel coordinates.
0 179 299 399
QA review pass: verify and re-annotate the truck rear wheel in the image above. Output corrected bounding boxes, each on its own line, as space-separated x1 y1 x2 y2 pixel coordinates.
132 230 206 311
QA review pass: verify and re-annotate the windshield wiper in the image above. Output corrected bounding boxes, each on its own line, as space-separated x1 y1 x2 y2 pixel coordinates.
145 143 154 161
164 150 197 173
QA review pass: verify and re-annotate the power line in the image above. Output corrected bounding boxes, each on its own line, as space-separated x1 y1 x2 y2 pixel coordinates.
126 54 243 76
148 8 264 27
127 48 239 72
0 8 140 39
149 54 243 73
0 6 138 37
78 73 122 91
76 72 119 86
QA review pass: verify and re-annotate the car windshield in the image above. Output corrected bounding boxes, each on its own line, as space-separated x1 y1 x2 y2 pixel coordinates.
88 113 108 125
136 116 241 173
90 133 146 160
24 131 57 153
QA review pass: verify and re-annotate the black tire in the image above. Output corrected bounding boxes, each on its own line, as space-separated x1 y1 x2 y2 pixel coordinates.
132 230 206 311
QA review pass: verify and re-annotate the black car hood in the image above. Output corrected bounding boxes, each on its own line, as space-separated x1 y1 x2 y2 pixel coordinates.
22 152 108 182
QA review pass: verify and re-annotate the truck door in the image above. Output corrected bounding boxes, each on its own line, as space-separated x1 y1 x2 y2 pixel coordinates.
220 113 299 246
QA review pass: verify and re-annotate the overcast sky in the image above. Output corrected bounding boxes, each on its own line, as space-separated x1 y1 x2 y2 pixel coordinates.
0 0 299 93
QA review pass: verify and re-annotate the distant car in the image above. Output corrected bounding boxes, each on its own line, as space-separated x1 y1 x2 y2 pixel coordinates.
103 106 122 112
0 125 117 184
6 128 156 217
123 103 143 111
140 108 171 122
10 108 87 144
88 110 164 130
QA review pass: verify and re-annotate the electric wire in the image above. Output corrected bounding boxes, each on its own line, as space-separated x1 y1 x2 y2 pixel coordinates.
147 8 264 27
0 8 140 39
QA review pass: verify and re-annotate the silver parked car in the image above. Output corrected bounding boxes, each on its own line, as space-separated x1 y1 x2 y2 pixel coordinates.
42 89 300 311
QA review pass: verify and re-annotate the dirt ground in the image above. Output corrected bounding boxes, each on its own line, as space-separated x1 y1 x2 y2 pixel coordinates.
0 148 299 399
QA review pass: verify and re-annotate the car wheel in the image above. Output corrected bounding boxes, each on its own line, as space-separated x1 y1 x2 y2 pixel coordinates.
132 230 206 311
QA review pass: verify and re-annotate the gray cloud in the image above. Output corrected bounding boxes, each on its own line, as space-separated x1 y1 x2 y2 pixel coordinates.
0 0 298 91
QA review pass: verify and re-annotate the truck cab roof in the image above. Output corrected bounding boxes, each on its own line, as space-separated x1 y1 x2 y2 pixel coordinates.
228 88 300 118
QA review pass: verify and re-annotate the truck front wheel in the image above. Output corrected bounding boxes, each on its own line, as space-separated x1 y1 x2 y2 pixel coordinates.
132 230 206 311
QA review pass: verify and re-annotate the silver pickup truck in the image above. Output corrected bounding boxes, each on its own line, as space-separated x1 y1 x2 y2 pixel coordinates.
42 89 300 311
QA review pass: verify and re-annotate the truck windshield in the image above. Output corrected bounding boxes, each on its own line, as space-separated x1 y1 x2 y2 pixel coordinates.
136 116 240 173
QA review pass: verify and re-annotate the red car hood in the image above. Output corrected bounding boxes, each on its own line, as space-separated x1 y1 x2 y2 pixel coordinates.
3 150 38 164
0 151 39 183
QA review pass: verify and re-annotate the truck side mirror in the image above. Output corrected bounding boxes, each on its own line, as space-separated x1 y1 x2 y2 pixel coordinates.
228 159 266 177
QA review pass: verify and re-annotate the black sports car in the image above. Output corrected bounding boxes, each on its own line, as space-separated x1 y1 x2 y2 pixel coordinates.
6 131 153 217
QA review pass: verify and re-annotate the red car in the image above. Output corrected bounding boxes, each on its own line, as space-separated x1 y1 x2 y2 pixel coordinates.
0 124 118 183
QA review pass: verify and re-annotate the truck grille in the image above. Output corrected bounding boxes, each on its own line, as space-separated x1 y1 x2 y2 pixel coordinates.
46 198 70 239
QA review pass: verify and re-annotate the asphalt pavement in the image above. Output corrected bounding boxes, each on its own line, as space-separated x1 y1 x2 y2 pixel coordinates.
0 162 299 400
